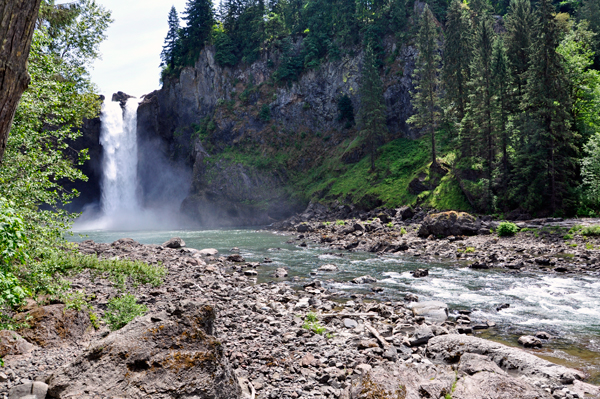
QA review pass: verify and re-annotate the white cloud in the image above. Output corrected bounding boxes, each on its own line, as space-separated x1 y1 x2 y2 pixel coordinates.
88 0 189 98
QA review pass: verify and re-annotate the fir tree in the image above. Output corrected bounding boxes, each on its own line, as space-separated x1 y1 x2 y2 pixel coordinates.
516 0 577 213
161 6 181 70
491 36 511 205
464 17 495 211
409 4 441 166
358 45 388 171
181 0 215 65
504 0 534 107
442 0 472 124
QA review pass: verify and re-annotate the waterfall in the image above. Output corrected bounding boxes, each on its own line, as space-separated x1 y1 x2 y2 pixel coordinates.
99 99 140 218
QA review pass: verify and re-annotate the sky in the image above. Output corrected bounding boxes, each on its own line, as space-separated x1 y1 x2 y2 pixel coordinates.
63 0 190 98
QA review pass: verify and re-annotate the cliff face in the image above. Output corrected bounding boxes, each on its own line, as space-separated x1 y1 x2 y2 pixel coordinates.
137 38 418 226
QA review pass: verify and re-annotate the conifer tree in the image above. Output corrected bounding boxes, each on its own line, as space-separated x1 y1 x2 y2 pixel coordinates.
517 0 577 212
161 6 181 70
442 0 472 124
464 17 496 211
409 5 441 166
181 0 215 65
491 36 511 206
504 0 534 108
358 45 388 171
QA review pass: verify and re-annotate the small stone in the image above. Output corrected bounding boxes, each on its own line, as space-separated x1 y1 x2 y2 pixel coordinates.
300 353 316 367
351 275 377 284
273 268 288 278
244 270 258 276
496 303 510 312
343 319 358 329
405 293 419 302
198 248 219 256
227 254 245 262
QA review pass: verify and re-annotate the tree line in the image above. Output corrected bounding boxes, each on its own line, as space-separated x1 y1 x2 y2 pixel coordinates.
410 0 600 216
162 0 600 216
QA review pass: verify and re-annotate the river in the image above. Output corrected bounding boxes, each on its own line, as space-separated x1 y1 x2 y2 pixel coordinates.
70 228 600 383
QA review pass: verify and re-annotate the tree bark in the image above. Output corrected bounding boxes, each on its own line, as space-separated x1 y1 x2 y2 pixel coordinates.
0 0 42 164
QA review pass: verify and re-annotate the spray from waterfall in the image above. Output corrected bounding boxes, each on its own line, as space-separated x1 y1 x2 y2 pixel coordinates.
73 96 193 231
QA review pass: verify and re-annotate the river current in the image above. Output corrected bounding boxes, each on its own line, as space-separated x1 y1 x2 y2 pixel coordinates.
70 228 600 383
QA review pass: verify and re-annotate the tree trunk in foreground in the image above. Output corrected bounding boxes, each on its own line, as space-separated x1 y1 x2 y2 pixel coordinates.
0 0 42 164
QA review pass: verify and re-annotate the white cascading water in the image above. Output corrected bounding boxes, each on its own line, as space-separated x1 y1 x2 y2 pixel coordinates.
99 99 140 220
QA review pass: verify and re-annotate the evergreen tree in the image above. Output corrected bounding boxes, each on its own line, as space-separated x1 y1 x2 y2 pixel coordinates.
491 36 511 205
161 6 181 70
504 0 534 108
579 0 600 62
442 0 472 124
463 17 496 211
409 5 441 166
181 0 214 65
516 0 577 213
358 45 388 171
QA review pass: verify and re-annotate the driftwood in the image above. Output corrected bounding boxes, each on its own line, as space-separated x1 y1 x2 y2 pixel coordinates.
0 0 42 163
321 312 378 318
365 323 391 348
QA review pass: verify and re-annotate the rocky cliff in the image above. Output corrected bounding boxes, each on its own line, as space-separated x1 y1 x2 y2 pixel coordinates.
137 37 419 226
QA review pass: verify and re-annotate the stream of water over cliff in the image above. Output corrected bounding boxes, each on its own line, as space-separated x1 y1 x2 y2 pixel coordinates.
71 228 600 383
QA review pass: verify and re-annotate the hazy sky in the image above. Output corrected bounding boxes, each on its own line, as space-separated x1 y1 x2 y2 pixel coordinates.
73 0 190 98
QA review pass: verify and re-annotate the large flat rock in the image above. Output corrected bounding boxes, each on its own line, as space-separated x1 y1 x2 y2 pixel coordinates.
427 334 586 385
410 301 448 323
47 301 241 399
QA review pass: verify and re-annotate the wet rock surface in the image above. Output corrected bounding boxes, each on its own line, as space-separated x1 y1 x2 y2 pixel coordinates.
0 237 595 399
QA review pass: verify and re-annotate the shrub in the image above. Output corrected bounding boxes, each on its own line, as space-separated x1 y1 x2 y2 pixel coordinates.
103 294 147 331
497 222 519 237
303 312 326 335
400 227 407 235
335 220 345 226
259 104 271 122
581 225 600 236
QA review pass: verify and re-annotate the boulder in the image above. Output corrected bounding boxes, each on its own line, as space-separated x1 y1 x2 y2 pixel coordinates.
8 381 48 399
396 206 415 221
198 248 219 256
351 275 377 284
347 362 455 399
410 301 448 323
452 371 552 399
409 324 434 346
15 304 91 348
318 264 338 272
427 334 586 385
0 330 36 357
418 211 480 238
411 268 429 278
518 335 542 348
47 301 241 399
226 254 245 262
296 224 313 233
162 237 185 248
273 268 288 278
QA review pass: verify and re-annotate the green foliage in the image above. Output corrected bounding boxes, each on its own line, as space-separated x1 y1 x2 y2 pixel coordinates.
0 200 28 267
580 133 600 206
409 5 441 166
497 222 519 236
400 227 407 235
335 220 345 226
161 6 182 70
302 312 326 335
180 0 215 66
358 45 388 171
103 294 147 331
259 104 271 122
581 225 600 236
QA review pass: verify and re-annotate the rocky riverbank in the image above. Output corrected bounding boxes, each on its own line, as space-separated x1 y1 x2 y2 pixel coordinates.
0 238 599 399
271 205 600 277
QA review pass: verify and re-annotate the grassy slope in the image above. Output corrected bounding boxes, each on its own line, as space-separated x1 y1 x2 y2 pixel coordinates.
291 135 472 211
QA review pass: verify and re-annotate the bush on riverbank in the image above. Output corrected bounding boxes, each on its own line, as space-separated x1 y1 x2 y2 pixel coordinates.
497 222 519 237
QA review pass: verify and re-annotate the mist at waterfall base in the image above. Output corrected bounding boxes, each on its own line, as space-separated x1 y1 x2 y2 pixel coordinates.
74 98 192 231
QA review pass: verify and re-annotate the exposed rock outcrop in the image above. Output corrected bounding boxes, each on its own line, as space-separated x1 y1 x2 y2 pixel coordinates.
418 211 480 237
137 39 418 227
47 300 241 399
